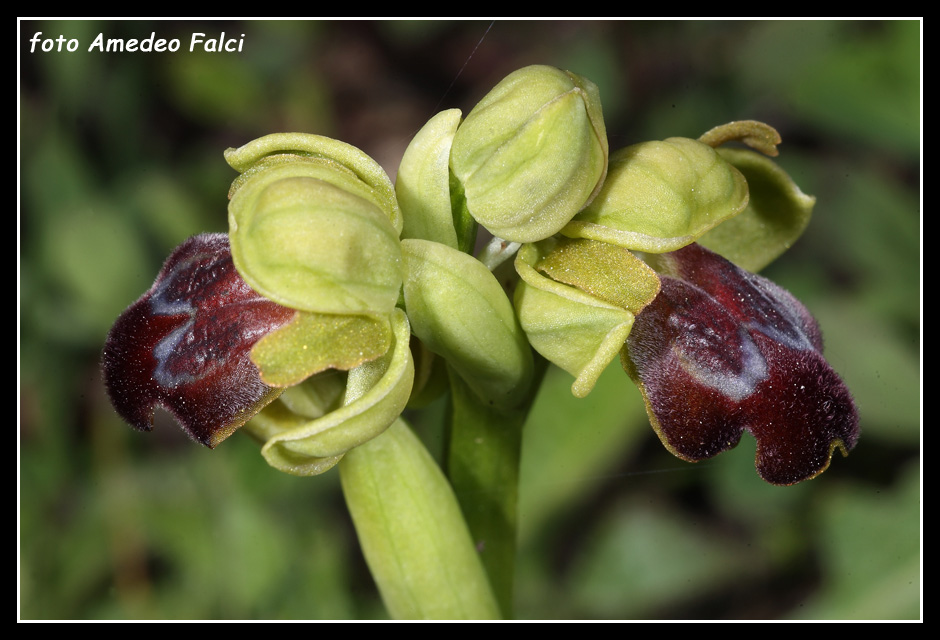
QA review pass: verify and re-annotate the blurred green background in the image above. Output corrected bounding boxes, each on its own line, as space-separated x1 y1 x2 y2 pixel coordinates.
19 20 920 620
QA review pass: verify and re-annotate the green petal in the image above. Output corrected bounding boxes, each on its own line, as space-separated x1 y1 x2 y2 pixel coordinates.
250 311 392 387
514 240 659 398
698 120 782 157
535 237 661 313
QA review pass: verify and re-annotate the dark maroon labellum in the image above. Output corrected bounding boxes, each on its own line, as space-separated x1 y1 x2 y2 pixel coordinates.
102 233 296 447
623 243 859 485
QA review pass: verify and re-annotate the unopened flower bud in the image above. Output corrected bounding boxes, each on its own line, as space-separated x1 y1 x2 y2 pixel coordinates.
450 65 608 243
396 109 473 251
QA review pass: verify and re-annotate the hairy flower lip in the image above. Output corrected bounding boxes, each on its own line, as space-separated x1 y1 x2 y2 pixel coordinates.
623 243 859 485
101 233 295 448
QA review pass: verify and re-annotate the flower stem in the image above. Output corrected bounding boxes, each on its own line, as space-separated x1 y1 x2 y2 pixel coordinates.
445 359 545 617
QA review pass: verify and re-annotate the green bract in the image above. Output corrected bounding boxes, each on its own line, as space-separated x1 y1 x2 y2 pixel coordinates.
340 418 501 620
514 238 660 398
450 65 608 243
562 137 748 252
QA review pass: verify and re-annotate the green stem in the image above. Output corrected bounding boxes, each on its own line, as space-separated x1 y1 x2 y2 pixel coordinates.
339 418 500 620
445 360 544 618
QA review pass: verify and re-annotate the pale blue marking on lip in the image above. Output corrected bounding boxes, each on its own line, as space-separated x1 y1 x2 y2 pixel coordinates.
148 255 200 389
152 317 197 389
679 324 768 403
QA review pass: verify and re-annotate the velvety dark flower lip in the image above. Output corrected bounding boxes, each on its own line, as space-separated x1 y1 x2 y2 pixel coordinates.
623 243 859 485
102 233 296 448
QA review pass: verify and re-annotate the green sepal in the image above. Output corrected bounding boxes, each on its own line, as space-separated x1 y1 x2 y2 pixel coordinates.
698 147 815 272
229 154 389 219
250 311 392 387
248 308 414 476
450 65 608 243
340 418 500 620
228 166 404 316
401 238 533 409
225 132 402 233
397 109 463 249
514 239 659 398
562 137 749 253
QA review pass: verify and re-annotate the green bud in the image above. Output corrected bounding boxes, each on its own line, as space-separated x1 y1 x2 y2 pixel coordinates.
562 137 748 253
228 158 404 316
401 239 533 408
450 65 608 243
514 239 660 398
